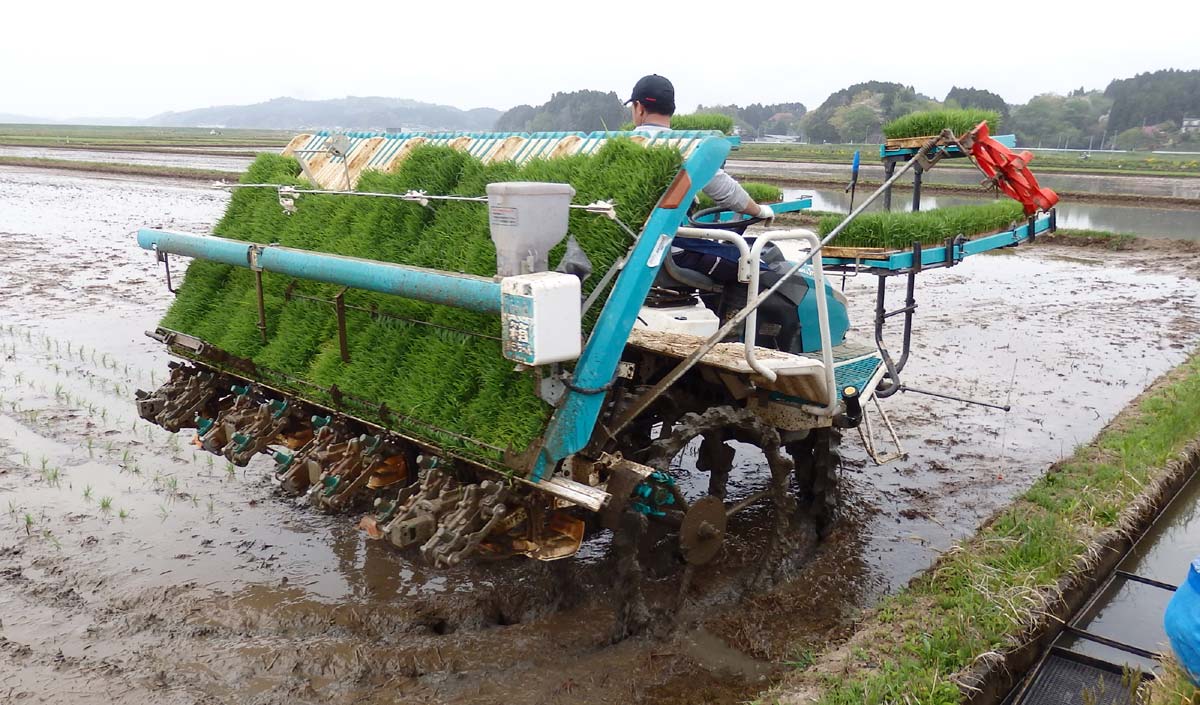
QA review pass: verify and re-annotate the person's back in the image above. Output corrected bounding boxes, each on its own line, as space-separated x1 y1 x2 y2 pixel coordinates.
624 74 773 284
624 74 773 222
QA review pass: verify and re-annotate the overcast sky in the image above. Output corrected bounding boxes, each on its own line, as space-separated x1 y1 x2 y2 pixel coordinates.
4 0 1197 120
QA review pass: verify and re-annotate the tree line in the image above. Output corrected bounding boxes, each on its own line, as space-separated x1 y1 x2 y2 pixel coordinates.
493 68 1200 150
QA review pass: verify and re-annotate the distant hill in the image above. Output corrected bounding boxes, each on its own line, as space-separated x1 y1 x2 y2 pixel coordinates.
0 113 54 124
145 96 501 131
1105 68 1200 133
801 81 937 143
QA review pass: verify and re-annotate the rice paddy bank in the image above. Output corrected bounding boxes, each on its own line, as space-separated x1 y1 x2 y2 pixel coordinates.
0 155 242 182
764 353 1200 705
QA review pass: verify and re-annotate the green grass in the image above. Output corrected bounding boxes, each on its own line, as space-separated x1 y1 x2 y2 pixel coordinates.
1143 654 1199 704
777 352 1200 704
0 156 241 181
816 201 1026 249
162 141 682 461
882 109 1001 140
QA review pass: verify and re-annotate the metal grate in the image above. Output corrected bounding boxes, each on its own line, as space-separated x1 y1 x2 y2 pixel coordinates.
835 356 884 399
1017 653 1137 705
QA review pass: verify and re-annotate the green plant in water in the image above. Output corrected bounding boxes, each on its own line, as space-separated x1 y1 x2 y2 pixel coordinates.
99 496 113 512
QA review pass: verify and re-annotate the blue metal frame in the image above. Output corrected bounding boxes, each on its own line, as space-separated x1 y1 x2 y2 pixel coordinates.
534 136 734 479
879 133 1016 159
820 212 1053 272
137 229 504 314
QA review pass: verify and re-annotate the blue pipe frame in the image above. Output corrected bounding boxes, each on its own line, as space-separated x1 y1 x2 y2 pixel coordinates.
136 229 502 314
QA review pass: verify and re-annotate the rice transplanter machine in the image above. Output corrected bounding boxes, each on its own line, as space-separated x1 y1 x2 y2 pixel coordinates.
135 125 1058 573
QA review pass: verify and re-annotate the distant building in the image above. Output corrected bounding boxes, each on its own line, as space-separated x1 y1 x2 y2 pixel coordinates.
1183 117 1200 134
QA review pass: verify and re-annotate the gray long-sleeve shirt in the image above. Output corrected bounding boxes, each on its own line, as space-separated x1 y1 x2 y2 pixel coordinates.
634 123 752 213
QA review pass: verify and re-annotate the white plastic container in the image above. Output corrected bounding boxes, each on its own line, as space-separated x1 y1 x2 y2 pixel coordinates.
486 182 576 276
634 301 720 337
500 272 581 366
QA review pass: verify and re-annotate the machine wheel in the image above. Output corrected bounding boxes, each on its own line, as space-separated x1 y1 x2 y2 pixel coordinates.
785 427 841 535
639 406 801 568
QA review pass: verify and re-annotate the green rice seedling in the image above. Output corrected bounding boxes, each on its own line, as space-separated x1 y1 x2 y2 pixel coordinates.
43 530 60 550
817 201 1026 250
225 461 236 479
118 508 128 520
669 113 735 134
162 142 682 459
99 496 113 512
23 513 33 535
40 456 48 471
82 485 92 500
696 181 783 210
158 504 170 521
882 109 1001 140
7 500 17 516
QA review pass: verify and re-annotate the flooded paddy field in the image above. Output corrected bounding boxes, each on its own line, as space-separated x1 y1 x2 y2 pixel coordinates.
0 145 256 174
1 164 1198 704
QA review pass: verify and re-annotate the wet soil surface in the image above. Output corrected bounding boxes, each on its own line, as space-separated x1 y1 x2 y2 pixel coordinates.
1 165 1198 704
0 145 255 173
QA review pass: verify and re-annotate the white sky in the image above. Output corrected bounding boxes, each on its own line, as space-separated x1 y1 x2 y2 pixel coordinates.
3 0 1198 120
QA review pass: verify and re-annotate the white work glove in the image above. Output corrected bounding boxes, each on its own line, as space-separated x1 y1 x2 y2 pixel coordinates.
755 203 775 222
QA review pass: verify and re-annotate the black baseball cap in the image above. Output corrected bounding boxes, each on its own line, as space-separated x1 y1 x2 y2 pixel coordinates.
626 74 676 114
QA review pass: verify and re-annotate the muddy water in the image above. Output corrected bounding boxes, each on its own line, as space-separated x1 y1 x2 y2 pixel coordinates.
0 145 255 172
793 187 1200 241
1 165 1200 704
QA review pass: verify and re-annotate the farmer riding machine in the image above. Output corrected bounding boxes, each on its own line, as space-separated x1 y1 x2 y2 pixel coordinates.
135 125 1058 578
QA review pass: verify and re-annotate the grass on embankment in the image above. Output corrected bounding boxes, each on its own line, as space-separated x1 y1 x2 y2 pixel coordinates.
768 351 1200 705
0 156 242 182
